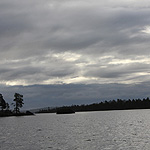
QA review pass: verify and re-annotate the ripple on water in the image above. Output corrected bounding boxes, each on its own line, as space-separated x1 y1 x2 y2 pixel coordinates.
1 110 150 150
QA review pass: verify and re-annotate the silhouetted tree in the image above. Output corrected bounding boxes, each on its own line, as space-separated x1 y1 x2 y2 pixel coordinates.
0 94 6 111
13 93 24 114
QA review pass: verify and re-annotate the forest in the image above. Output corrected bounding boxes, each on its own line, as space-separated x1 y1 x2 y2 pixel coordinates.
37 97 150 113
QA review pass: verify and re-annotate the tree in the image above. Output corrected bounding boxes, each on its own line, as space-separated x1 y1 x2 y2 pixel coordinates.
0 94 6 111
6 103 10 111
13 93 24 114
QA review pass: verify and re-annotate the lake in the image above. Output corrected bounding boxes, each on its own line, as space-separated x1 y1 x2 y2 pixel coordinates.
1 109 150 150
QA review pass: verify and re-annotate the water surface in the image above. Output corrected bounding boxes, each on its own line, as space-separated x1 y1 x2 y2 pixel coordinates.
1 109 150 150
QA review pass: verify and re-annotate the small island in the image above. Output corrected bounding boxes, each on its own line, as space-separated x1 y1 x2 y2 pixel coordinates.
56 108 75 114
0 93 34 117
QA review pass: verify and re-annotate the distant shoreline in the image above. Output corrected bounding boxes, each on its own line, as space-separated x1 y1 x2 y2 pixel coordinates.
36 97 150 114
1 97 150 117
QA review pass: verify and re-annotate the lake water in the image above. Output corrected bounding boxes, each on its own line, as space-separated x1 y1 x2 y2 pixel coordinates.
1 110 150 150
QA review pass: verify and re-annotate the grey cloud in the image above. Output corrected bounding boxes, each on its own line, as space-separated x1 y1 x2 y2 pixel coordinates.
0 0 150 58
0 54 78 84
0 0 150 108
84 63 150 79
0 66 41 81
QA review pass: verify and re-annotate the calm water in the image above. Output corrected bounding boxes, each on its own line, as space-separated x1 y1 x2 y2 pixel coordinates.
1 110 150 150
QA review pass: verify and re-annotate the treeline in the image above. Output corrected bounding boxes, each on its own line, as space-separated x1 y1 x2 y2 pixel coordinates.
0 93 33 117
37 97 150 113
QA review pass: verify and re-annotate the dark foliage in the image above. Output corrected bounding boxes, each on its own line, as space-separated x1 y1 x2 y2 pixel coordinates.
0 94 6 111
37 97 150 113
14 111 34 116
0 93 34 117
0 110 13 117
13 93 24 114
56 107 75 114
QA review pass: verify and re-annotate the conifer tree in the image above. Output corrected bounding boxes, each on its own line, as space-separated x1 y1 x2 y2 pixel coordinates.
13 93 24 114
0 94 6 111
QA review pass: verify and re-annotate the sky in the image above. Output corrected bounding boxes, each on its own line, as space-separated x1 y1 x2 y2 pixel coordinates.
0 0 150 109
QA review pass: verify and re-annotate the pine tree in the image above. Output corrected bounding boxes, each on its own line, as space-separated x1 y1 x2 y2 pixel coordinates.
13 93 24 114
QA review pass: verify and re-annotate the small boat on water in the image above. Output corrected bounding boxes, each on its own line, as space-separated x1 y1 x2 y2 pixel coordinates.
56 108 75 114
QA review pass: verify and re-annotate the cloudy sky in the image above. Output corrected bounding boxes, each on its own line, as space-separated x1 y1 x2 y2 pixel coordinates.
1 0 150 109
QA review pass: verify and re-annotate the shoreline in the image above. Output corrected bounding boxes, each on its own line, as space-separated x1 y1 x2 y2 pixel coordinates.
0 111 34 117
